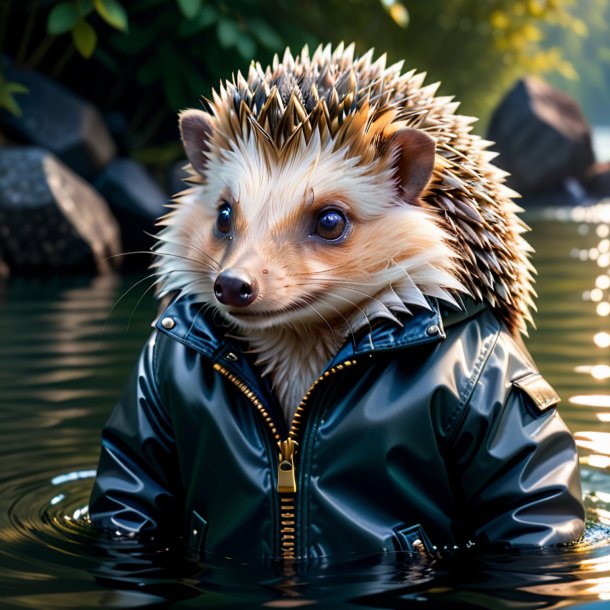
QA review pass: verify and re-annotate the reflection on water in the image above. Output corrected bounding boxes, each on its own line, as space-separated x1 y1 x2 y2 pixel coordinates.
537 204 610 517
2 205 610 607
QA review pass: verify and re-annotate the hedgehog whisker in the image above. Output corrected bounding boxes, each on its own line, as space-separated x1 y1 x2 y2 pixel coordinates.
313 294 360 346
185 300 214 341
99 271 160 341
127 276 164 331
294 264 356 276
304 301 337 344
105 249 217 272
100 267 206 340
151 232 220 268
153 249 218 271
290 279 389 302
295 290 358 346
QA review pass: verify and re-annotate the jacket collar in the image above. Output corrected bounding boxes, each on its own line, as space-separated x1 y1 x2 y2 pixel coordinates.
154 294 486 376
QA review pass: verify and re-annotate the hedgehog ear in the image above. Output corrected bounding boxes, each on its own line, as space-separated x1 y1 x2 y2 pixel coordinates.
179 109 213 176
388 128 436 203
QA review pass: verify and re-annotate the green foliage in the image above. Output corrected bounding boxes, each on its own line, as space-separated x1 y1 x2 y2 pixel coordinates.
72 18 97 58
2 0 606 153
46 0 128 58
96 0 313 117
176 0 202 20
94 0 128 32
0 74 29 116
297 0 603 126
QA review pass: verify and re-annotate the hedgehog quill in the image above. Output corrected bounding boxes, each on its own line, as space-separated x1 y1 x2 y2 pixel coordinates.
90 44 584 561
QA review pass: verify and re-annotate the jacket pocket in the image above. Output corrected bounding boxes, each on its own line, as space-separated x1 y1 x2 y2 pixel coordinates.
188 511 208 552
394 523 434 554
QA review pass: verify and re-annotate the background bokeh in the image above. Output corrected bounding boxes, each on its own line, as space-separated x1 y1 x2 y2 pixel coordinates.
2 0 609 177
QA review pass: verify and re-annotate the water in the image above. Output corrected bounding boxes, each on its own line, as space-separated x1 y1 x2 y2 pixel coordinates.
1 205 610 608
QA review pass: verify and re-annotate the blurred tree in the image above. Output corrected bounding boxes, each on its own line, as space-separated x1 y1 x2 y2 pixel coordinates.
297 0 594 126
543 0 610 125
0 0 601 167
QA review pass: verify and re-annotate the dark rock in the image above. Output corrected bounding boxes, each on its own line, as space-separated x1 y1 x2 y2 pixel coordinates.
583 162 610 198
103 111 130 156
487 77 595 194
0 65 116 178
518 180 585 207
167 159 190 197
0 147 121 274
94 158 167 264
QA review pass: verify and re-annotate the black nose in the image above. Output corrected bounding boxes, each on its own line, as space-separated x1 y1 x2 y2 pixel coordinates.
214 269 259 307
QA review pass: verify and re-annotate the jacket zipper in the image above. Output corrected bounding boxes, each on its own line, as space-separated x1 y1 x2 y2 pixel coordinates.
213 359 357 559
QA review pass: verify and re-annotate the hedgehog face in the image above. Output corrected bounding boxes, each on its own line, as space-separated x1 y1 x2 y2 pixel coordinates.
157 113 462 332
154 44 535 336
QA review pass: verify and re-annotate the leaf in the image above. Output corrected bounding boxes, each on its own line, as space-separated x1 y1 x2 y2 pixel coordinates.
236 34 256 59
76 0 94 15
94 0 129 32
177 5 217 37
216 17 239 48
0 89 22 116
47 2 78 35
72 19 97 58
0 79 29 116
111 21 162 55
5 82 29 94
176 0 201 19
249 19 283 50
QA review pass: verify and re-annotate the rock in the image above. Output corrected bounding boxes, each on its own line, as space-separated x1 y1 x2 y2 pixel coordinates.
583 162 610 199
0 147 121 274
103 111 130 156
487 77 595 194
0 66 116 178
94 158 167 265
167 159 190 197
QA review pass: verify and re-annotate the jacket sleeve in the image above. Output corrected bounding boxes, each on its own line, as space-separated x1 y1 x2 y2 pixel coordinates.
89 332 181 539
446 329 585 549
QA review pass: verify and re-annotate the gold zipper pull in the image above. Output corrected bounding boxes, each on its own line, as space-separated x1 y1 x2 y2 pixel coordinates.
277 438 298 494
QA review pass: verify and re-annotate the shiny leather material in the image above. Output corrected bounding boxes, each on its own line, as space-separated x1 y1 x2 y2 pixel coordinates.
89 296 585 561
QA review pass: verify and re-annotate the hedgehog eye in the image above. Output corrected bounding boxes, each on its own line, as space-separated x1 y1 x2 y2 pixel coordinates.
314 209 348 241
216 202 232 234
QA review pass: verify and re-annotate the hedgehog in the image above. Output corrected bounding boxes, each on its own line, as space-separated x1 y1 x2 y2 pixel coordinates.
90 43 584 562
154 42 534 418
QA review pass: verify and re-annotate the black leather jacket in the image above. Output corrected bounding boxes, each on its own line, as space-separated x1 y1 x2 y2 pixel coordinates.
89 296 585 562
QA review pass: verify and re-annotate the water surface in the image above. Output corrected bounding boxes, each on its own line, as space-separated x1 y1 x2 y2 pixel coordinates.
1 205 610 608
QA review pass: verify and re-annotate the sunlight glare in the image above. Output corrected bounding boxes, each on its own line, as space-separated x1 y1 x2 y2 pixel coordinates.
575 431 610 454
570 395 610 407
598 254 610 268
594 332 610 348
597 302 610 316
575 365 610 379
592 365 610 379
598 225 610 238
587 454 610 469
596 275 610 290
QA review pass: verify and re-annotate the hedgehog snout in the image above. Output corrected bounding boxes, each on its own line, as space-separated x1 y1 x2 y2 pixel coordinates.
214 268 259 307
